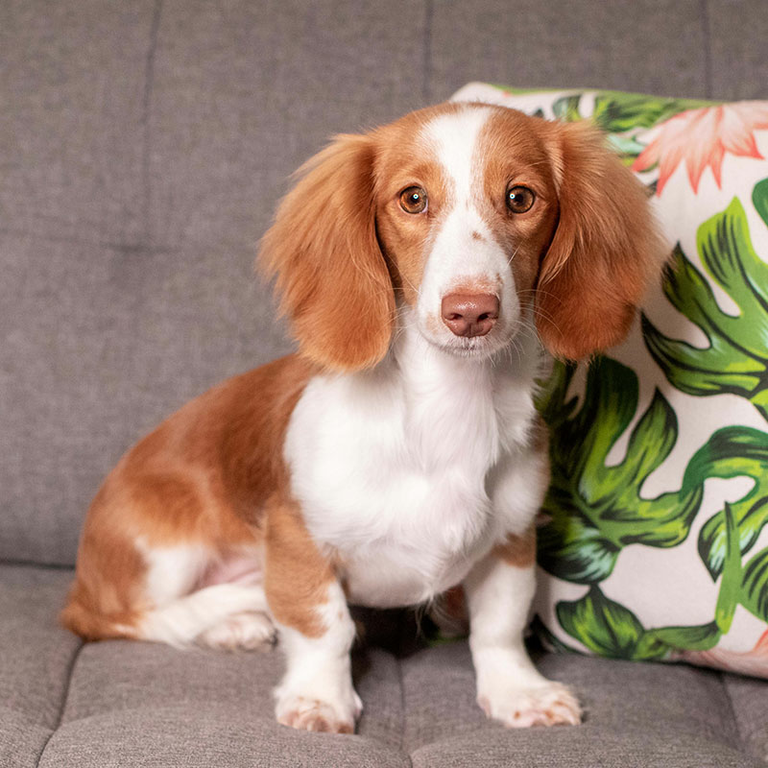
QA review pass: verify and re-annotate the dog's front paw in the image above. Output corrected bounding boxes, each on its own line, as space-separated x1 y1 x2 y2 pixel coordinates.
478 680 581 728
275 689 363 734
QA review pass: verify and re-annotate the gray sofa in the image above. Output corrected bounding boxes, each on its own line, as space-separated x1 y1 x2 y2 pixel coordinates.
3 1 768 766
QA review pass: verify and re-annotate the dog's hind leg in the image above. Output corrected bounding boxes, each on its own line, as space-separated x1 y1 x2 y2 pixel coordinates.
137 546 276 651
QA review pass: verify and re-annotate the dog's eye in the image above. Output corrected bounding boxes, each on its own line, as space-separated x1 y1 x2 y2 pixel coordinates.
399 186 428 214
505 185 535 214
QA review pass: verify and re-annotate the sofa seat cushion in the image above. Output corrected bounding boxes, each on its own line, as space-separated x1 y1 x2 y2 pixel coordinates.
400 643 765 767
0 565 81 768
2 564 766 766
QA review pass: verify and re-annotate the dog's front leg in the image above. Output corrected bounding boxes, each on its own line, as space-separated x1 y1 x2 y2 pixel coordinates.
463 529 582 728
264 499 361 733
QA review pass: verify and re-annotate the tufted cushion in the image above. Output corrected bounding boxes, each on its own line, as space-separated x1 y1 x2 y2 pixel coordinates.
2 564 763 768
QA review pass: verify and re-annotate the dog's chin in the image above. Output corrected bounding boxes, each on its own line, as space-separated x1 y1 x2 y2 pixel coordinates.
422 327 514 360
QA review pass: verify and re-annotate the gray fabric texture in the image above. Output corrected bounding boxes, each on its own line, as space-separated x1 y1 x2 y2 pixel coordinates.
410 728 765 768
2 564 765 767
39 710 412 768
400 643 763 765
725 675 768 764
0 566 82 768
40 709 411 768
0 1 150 247
709 0 768 100
428 0 711 102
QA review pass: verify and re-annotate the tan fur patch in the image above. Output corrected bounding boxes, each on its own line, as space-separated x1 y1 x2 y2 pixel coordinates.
61 355 315 640
492 526 536 569
531 119 667 360
372 105 456 307
264 497 336 638
475 109 562 317
60 492 147 640
259 135 395 372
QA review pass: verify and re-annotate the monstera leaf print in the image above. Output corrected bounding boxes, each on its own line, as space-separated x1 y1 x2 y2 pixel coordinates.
590 91 709 134
643 179 768 419
538 361 768 652
550 90 711 165
556 583 732 661
695 428 768 580
553 502 743 660
537 358 703 585
549 90 707 131
741 546 768 623
456 83 768 670
536 183 768 657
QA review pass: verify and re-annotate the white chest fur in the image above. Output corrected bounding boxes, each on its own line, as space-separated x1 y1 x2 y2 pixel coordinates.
283 325 544 608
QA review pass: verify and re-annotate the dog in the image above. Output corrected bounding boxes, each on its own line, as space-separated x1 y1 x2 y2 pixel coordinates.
62 101 664 733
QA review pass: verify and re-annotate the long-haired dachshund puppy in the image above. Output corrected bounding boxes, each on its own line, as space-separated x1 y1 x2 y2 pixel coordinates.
62 102 664 733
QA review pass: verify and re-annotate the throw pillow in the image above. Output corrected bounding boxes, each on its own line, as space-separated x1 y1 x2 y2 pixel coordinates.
452 82 768 677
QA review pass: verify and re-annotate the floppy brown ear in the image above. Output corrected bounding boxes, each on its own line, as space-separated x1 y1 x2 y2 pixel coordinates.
259 133 395 371
535 120 666 360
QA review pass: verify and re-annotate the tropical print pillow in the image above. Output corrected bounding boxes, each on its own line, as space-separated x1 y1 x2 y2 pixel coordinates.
452 82 768 677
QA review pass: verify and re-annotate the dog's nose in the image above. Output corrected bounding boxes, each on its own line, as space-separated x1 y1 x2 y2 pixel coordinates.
441 293 500 337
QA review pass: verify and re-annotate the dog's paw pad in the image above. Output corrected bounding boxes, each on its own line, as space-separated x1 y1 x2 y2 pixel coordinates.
479 681 581 728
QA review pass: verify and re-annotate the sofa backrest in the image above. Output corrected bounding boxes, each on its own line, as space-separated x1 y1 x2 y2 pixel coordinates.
2 0 766 566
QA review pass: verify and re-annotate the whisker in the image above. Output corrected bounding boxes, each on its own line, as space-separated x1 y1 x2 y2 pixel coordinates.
506 243 522 266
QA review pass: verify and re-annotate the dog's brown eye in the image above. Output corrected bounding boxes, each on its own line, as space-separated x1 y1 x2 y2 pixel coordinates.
506 185 535 213
399 186 428 214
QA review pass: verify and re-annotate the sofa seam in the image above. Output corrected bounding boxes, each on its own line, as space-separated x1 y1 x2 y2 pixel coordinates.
421 0 433 104
0 558 75 571
719 671 749 759
700 0 713 99
142 0 163 246
33 639 85 768
395 657 412 766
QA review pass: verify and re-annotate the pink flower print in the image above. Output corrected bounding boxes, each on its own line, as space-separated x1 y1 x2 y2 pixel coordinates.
632 103 768 195
677 629 768 677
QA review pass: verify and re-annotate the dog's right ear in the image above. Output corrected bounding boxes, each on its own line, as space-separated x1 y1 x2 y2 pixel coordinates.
259 134 395 372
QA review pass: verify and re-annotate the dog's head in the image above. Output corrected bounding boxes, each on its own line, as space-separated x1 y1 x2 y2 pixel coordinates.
260 102 665 370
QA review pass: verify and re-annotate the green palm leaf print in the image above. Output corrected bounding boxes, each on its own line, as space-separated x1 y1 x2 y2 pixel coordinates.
643 181 768 419
537 358 702 585
695 428 768 579
556 585 723 661
741 545 768 623
554 504 741 659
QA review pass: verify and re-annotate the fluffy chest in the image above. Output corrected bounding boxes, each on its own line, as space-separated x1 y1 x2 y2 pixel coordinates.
283 337 540 607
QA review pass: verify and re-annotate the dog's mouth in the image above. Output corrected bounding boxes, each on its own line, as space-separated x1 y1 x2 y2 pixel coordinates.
440 334 495 357
424 321 516 359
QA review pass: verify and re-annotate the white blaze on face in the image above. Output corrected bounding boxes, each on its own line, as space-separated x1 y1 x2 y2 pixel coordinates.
416 107 522 351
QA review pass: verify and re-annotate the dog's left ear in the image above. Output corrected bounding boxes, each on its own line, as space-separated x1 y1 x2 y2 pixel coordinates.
535 120 666 360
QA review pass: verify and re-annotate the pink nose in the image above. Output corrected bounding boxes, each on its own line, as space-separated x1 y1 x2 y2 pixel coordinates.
441 293 500 338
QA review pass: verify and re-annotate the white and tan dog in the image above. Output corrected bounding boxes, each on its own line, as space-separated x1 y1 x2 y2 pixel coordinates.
62 102 663 733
